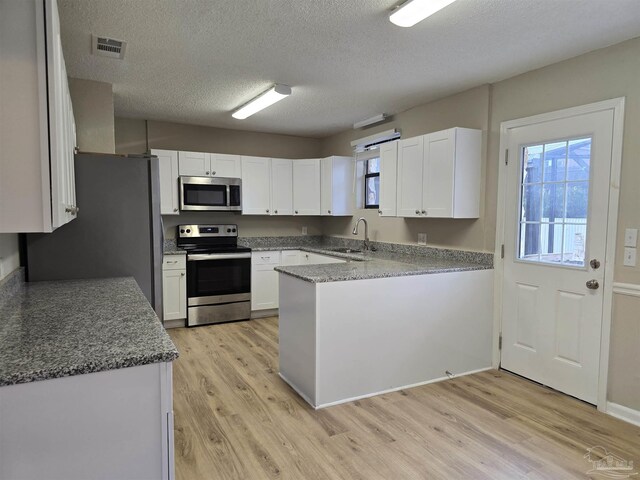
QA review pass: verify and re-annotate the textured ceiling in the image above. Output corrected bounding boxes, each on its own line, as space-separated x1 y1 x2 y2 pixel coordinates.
58 0 640 138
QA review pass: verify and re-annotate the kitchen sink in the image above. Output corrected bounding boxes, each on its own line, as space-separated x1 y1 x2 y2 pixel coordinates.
328 247 364 254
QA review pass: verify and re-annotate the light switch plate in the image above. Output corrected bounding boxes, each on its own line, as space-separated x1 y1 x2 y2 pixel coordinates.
624 228 638 247
417 233 427 245
301 226 308 235
623 247 637 267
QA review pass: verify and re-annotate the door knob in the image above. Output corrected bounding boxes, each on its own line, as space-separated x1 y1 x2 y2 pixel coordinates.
590 259 601 269
586 279 599 290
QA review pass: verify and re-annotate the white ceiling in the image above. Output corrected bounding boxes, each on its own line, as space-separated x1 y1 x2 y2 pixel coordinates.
58 0 640 138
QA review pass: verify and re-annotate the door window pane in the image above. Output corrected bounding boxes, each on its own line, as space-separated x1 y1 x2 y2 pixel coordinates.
517 137 591 267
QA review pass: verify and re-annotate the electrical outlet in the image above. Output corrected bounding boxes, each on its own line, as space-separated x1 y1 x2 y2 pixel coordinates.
417 233 427 245
624 228 638 247
301 226 308 235
623 247 637 267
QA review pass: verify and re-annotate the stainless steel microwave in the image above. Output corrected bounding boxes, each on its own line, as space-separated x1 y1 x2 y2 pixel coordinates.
179 176 242 211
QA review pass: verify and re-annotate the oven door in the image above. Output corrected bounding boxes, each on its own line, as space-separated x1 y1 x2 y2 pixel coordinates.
186 253 251 304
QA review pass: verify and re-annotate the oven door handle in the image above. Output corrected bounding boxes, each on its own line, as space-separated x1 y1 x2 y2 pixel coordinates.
187 253 252 261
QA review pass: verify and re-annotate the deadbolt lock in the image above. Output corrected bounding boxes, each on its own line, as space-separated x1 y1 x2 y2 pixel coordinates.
590 259 601 269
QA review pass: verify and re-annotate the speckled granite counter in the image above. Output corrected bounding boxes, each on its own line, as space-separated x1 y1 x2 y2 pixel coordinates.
0 276 179 387
275 251 492 283
238 235 493 283
163 239 186 255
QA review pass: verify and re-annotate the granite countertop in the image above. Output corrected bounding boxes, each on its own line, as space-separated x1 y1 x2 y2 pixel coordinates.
162 236 493 283
0 277 179 387
274 250 492 283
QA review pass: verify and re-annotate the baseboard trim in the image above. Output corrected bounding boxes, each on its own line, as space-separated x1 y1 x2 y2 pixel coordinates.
612 282 640 297
251 308 279 319
606 401 640 427
280 366 494 410
163 319 186 329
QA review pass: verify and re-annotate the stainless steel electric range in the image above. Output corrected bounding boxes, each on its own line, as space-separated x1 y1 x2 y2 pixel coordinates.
177 224 251 327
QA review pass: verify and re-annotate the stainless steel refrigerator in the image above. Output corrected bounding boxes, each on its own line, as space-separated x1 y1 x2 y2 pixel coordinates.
26 153 163 317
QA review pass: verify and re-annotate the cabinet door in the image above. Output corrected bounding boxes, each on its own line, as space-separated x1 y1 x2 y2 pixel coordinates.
271 159 293 215
241 156 271 215
379 141 398 217
293 159 321 215
211 154 241 178
423 129 455 218
162 269 186 321
396 136 424 217
251 250 281 310
280 250 301 265
178 151 210 176
320 157 333 215
153 149 180 215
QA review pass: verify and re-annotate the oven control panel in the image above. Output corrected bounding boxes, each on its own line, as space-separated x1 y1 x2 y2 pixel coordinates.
178 224 237 238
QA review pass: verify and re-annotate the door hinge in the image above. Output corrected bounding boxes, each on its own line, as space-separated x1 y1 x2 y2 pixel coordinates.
505 149 509 165
498 334 503 350
501 244 505 259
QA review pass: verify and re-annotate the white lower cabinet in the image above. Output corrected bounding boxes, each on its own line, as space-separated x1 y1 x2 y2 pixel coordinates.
251 250 346 312
162 256 186 322
0 362 174 480
252 251 281 310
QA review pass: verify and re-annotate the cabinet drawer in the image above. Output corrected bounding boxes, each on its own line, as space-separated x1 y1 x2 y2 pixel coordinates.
163 255 186 270
252 251 281 266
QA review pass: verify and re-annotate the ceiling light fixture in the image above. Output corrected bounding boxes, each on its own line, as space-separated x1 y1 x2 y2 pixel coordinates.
232 84 292 119
389 0 457 27
353 114 387 129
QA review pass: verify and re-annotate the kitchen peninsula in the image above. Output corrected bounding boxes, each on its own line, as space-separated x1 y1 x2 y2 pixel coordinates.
0 273 178 480
274 242 494 409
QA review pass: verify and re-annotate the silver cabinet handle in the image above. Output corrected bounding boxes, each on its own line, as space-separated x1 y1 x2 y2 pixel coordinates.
328 210 331 214
274 210 278 214
65 206 79 215
295 210 299 214
266 209 270 213
586 279 599 290
173 208 178 212
378 210 382 214
212 171 216 175
180 272 185 277
167 260 178 264
415 209 420 214
205 171 210 175
422 210 427 215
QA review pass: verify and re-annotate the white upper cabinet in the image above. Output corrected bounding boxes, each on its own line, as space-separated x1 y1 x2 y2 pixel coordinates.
378 141 398 217
178 151 210 176
211 154 241 178
423 128 481 218
0 0 77 233
152 149 179 215
270 159 293 215
241 156 271 215
396 136 424 218
321 156 354 216
293 159 321 216
396 128 481 219
178 152 241 178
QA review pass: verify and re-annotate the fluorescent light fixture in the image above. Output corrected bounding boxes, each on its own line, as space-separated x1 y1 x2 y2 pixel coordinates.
353 114 387 129
232 84 292 119
389 0 457 27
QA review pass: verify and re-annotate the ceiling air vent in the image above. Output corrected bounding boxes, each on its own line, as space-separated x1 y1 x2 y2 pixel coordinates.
92 34 127 59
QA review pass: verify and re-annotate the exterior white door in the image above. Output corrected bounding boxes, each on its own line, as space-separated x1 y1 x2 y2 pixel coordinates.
501 108 615 404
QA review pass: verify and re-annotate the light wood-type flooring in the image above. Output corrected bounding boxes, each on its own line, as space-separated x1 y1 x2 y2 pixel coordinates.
169 317 640 480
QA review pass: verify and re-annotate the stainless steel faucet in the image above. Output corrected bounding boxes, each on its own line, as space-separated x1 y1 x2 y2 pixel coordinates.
352 217 370 251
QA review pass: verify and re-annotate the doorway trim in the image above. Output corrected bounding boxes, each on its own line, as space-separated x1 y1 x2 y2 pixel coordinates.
493 97 625 412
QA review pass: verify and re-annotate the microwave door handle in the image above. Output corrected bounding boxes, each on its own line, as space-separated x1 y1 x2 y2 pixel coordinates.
188 253 252 261
227 185 231 207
